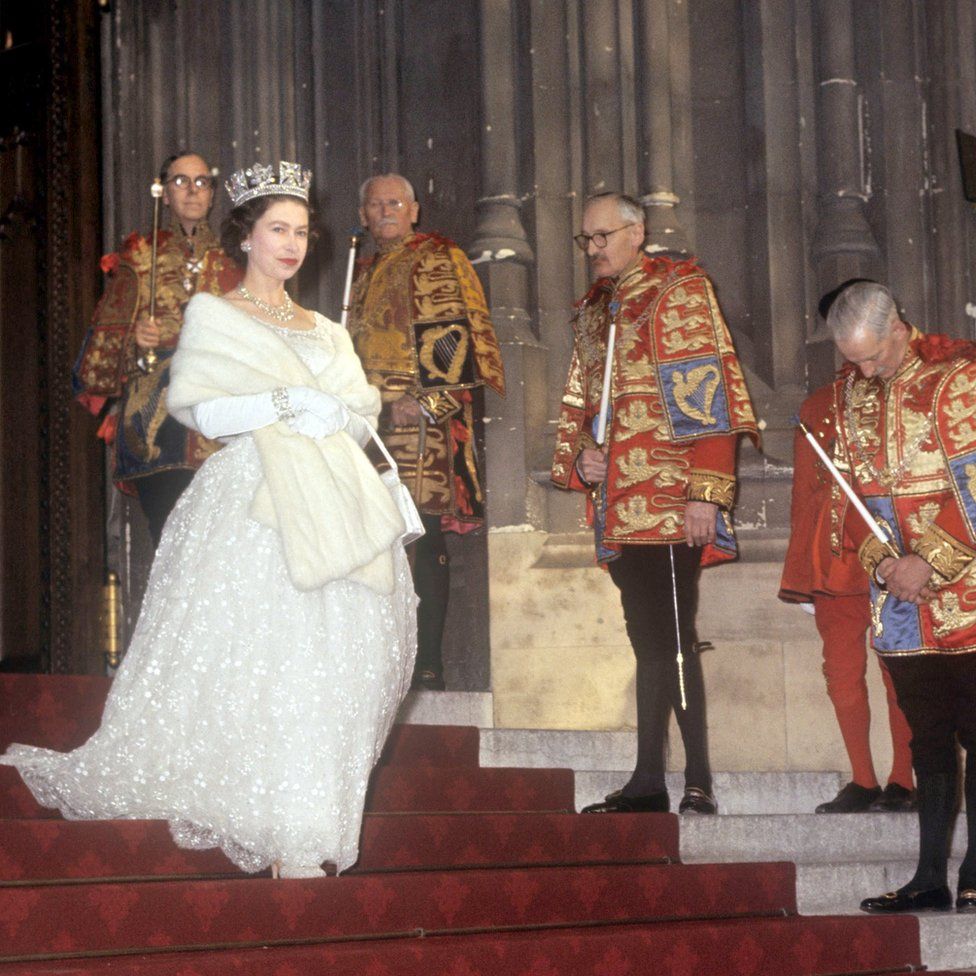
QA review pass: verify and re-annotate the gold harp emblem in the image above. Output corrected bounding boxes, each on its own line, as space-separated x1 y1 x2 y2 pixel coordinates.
671 364 720 426
418 322 469 385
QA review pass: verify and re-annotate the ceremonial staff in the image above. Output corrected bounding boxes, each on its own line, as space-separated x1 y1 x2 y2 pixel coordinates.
339 227 362 330
798 421 894 547
139 179 164 374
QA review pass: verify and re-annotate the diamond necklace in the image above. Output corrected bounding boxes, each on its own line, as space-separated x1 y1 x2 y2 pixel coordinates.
237 285 295 323
843 371 933 488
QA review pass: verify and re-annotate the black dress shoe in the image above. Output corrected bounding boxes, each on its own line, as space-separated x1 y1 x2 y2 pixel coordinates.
581 790 670 813
815 782 882 813
678 787 717 815
957 888 976 913
868 783 917 812
410 669 445 691
860 884 952 914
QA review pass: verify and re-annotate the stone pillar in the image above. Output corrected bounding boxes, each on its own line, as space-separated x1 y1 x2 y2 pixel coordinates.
865 1 928 323
581 0 628 193
636 0 691 255
469 0 538 529
739 0 808 461
811 0 882 385
925 0 975 335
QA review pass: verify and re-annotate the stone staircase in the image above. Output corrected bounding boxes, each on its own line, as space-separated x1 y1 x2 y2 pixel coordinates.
409 692 976 973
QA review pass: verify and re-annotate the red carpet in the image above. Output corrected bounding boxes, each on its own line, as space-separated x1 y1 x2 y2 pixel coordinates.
0 676 928 975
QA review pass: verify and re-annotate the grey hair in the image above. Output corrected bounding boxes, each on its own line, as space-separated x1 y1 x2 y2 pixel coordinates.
359 173 417 206
826 281 900 341
584 192 644 226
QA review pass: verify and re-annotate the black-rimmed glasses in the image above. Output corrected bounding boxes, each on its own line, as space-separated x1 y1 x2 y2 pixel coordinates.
573 223 636 251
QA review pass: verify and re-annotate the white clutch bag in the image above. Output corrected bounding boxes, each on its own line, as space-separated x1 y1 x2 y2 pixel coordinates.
368 427 425 546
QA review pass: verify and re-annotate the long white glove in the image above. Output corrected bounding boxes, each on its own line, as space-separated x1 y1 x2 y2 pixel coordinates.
284 387 350 440
190 387 349 441
191 392 279 440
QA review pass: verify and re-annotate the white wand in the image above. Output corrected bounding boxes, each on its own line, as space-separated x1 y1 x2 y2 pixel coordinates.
594 320 617 446
339 228 362 329
798 421 893 547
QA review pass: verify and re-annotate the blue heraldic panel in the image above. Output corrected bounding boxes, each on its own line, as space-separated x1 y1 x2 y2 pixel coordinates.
949 451 976 541
713 508 738 561
864 496 923 653
658 354 731 440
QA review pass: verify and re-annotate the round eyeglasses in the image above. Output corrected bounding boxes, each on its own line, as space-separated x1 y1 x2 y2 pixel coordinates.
166 174 215 191
573 223 636 251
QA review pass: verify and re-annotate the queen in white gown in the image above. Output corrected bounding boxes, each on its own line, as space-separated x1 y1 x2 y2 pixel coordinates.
1 162 417 877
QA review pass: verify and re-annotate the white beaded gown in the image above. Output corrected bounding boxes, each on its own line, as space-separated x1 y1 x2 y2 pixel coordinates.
1 314 417 874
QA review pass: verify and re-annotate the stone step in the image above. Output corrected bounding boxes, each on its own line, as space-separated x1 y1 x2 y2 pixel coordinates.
918 915 976 972
396 690 494 727
797 861 976 973
795 858 964 916
571 770 847 815
680 812 968 864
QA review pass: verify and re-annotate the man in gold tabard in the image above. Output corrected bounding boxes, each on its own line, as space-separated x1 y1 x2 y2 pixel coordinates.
827 281 976 914
73 151 241 546
348 174 505 690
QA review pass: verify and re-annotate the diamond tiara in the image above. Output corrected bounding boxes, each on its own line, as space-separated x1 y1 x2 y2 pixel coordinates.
225 161 312 207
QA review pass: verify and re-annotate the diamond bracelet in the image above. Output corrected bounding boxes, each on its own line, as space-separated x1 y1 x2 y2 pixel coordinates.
271 387 297 422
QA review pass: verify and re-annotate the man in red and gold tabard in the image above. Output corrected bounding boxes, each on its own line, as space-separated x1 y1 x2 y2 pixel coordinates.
348 174 505 690
551 192 758 815
73 151 241 547
827 280 976 914
779 381 914 814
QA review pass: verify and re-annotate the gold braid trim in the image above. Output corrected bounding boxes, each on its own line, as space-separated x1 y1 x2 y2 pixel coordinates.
687 470 736 508
415 390 461 423
911 523 976 583
858 534 900 581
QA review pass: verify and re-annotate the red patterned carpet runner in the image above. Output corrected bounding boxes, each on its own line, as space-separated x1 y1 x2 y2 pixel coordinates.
0 676 931 974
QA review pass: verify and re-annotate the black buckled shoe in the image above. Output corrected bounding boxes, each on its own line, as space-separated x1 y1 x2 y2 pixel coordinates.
957 889 976 913
581 789 670 814
860 884 952 914
868 783 917 812
678 787 718 815
815 782 882 813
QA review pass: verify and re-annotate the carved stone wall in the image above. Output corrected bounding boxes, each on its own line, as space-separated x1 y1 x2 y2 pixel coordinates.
95 0 976 685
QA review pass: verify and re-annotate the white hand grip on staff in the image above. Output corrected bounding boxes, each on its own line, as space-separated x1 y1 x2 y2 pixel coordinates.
594 321 617 446
799 421 892 547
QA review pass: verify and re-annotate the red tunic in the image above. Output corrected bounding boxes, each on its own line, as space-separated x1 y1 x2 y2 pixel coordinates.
550 254 758 566
779 382 868 602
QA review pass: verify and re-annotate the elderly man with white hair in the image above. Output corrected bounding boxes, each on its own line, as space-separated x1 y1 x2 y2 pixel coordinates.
827 279 976 914
348 174 505 691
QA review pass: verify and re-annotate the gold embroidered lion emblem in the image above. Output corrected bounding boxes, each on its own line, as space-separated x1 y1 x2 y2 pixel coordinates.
907 502 941 537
